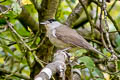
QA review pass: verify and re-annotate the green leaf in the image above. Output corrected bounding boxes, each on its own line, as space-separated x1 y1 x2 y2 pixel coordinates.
0 18 6 25
0 39 19 59
13 20 30 37
116 35 120 46
5 11 17 18
78 56 95 71
1 45 14 56
1 1 21 18
117 60 120 70
1 45 19 59
74 49 87 57
79 56 104 79
11 2 22 15
92 68 104 79
0 0 13 5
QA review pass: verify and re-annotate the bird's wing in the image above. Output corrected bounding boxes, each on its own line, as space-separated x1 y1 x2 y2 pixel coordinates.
55 26 92 49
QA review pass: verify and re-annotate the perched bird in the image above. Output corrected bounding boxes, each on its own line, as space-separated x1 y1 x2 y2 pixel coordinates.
41 19 106 57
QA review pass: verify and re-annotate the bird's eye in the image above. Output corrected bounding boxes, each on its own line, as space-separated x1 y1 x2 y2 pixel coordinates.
48 19 56 23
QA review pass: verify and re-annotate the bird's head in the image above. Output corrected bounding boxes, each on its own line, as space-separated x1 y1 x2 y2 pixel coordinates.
40 19 61 30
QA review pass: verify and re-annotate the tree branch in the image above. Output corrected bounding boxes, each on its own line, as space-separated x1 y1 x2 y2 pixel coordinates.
65 0 90 27
79 0 95 35
34 51 68 80
92 0 120 35
39 0 59 21
30 0 60 78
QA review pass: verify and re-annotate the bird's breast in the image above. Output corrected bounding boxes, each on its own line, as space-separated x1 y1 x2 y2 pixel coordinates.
47 30 70 48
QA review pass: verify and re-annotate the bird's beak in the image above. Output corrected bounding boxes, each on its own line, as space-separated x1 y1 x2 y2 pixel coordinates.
40 21 49 24
40 22 47 24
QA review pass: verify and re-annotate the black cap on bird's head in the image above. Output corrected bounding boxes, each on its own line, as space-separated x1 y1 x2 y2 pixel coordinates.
48 19 56 23
40 19 56 24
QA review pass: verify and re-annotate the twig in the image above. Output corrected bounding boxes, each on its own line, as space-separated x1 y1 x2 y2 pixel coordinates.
66 0 73 10
0 25 8 33
99 0 114 59
66 0 90 27
0 68 30 79
79 0 95 37
93 0 119 58
103 70 120 75
7 38 33 46
103 0 117 56
92 0 120 35
6 20 31 51
30 30 40 47
32 51 47 68
5 68 19 79
109 30 120 33
108 0 118 12
3 18 45 51
0 7 12 16
0 36 13 42
85 37 102 45
31 33 46 51
107 12 120 35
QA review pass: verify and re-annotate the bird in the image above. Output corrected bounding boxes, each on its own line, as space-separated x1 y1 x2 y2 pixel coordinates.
40 19 106 58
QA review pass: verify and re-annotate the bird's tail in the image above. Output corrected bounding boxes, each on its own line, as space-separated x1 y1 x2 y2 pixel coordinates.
89 47 108 58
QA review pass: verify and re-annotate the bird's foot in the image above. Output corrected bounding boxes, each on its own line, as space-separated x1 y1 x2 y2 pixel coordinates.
57 47 71 53
56 47 72 58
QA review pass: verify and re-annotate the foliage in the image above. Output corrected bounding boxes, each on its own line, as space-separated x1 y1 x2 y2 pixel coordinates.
0 0 120 80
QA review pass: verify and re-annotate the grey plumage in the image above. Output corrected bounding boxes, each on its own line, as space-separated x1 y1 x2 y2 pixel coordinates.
41 19 106 57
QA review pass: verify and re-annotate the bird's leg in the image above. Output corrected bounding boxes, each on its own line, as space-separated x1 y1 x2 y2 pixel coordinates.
57 47 72 53
55 47 72 60
62 47 72 51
